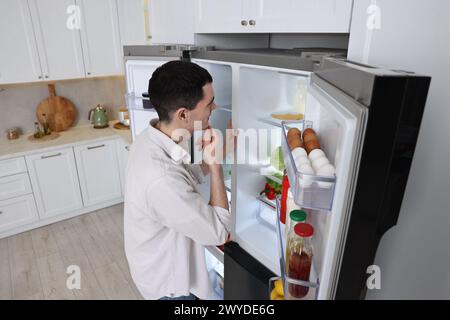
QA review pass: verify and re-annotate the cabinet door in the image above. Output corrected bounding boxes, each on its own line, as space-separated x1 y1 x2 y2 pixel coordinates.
77 0 123 76
0 0 43 84
26 148 83 219
0 194 39 234
117 0 150 46
115 139 130 194
74 139 122 207
195 0 244 33
256 0 353 33
28 0 85 80
150 0 195 44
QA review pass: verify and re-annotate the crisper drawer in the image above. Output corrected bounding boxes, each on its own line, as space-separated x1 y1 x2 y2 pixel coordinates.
0 157 27 178
0 173 33 201
0 194 39 233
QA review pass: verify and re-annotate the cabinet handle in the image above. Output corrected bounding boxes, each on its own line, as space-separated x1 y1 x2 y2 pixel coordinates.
125 146 130 151
45 75 49 79
241 20 248 26
87 72 91 75
41 153 62 159
87 144 105 150
249 20 256 26
38 76 43 79
0 211 3 215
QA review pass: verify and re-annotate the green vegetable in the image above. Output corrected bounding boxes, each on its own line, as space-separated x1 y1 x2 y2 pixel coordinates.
270 146 285 172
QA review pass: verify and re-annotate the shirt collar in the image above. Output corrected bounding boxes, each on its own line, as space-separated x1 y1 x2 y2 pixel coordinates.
147 119 191 164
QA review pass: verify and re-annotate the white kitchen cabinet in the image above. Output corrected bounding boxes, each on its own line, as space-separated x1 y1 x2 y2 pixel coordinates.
195 0 353 33
0 0 43 84
117 0 151 46
0 194 39 234
28 0 86 81
150 0 195 44
0 157 28 178
256 0 353 33
195 0 245 33
26 147 84 220
116 139 130 193
77 0 123 76
0 173 33 202
74 139 122 207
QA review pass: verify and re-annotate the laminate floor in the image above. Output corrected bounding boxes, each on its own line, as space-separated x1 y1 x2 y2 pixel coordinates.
0 203 143 300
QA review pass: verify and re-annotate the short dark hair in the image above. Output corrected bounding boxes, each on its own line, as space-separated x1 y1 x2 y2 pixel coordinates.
148 61 213 122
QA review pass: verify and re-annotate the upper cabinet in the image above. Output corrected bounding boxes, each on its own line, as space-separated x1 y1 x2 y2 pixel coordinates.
0 0 44 84
117 0 151 46
195 0 245 33
28 0 86 81
77 0 123 77
149 0 195 44
256 0 354 33
195 0 353 34
1 0 124 85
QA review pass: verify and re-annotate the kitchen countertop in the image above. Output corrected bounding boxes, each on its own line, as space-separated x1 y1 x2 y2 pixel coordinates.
0 121 132 160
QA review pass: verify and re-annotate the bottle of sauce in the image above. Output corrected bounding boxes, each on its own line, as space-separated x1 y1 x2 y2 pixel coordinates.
285 210 307 273
287 223 314 299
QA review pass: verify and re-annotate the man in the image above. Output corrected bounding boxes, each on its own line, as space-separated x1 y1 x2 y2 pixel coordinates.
124 61 231 300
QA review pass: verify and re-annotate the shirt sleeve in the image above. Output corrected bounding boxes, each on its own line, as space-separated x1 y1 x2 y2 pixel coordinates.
184 164 205 185
146 172 231 246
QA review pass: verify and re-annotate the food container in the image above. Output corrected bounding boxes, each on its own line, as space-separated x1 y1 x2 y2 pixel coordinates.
6 127 20 140
281 121 336 211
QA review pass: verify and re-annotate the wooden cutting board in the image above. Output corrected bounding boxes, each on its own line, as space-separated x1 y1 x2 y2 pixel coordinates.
36 84 77 132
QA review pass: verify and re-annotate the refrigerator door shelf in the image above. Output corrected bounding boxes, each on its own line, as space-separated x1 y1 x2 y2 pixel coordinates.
281 121 337 211
274 198 320 300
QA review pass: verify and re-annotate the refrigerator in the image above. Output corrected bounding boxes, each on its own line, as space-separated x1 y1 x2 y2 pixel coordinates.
123 46 431 300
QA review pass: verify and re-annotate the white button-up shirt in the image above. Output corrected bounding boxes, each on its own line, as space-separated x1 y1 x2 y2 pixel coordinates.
124 119 231 300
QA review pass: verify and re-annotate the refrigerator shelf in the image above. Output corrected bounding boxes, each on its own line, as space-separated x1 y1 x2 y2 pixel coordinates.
258 114 305 128
273 198 320 300
257 194 277 211
281 121 336 211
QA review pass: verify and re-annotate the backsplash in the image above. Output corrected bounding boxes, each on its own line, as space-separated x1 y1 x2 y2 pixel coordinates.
0 76 126 135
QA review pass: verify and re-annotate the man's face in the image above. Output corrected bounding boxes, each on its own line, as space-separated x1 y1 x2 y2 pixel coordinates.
187 83 217 131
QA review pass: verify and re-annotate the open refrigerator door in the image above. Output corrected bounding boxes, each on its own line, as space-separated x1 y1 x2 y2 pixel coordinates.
230 62 368 300
190 58 235 300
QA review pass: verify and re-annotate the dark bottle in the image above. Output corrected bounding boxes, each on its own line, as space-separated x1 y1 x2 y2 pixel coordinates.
41 113 51 135
34 122 43 138
287 223 314 299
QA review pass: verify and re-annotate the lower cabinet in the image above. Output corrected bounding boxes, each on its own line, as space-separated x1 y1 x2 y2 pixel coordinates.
26 147 84 220
0 194 39 234
74 139 122 207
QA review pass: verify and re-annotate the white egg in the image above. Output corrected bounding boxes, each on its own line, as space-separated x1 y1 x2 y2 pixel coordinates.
295 155 311 168
312 156 330 172
292 147 307 159
299 164 314 175
308 149 325 162
317 164 336 177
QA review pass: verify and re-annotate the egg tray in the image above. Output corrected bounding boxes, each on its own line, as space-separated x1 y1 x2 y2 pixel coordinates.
281 120 336 211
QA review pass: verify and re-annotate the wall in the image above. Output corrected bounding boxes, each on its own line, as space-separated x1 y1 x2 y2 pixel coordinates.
348 0 450 299
0 76 126 135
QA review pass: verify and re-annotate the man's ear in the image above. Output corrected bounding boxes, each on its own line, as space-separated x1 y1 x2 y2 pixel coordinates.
175 108 190 123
